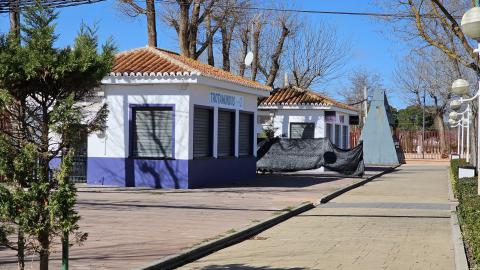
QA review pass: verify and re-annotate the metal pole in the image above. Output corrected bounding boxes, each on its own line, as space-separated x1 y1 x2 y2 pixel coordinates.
467 104 471 163
461 119 465 158
62 231 68 270
422 88 426 159
477 81 480 195
363 86 368 125
457 126 460 155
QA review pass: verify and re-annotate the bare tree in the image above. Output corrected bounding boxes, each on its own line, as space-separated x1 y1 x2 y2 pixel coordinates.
287 22 349 89
256 11 296 87
117 0 158 47
339 69 384 127
162 0 219 59
395 49 476 155
381 0 479 159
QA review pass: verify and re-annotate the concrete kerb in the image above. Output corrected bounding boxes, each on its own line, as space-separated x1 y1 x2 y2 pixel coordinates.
317 164 401 205
137 203 315 270
447 169 469 270
137 165 400 270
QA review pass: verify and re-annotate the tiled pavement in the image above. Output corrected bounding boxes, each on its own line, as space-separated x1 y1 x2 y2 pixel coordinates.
181 162 455 270
0 169 383 270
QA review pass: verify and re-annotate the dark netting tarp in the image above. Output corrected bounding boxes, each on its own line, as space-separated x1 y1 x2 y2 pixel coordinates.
257 138 364 177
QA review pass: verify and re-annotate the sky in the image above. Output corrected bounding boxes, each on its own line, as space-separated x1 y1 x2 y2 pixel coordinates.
0 0 411 109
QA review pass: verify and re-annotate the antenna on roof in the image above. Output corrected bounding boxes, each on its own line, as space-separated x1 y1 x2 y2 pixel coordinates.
245 14 260 67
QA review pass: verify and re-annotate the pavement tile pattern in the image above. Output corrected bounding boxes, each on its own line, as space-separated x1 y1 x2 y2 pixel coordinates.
181 163 455 270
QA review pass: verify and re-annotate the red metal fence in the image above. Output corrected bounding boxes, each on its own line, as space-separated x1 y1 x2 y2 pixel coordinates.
350 128 458 159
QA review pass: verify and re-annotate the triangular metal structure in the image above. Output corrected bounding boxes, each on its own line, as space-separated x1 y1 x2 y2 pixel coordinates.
360 89 399 165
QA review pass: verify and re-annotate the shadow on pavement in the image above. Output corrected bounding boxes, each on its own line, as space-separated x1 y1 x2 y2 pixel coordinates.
197 265 306 270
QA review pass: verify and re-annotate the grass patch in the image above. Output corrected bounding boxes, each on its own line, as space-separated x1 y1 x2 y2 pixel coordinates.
450 159 480 269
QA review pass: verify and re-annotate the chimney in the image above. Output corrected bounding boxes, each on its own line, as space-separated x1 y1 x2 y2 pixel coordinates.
284 72 289 87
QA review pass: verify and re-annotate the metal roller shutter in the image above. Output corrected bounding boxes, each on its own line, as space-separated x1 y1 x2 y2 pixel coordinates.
218 110 234 157
290 123 315 139
133 108 173 158
193 107 213 158
239 113 253 156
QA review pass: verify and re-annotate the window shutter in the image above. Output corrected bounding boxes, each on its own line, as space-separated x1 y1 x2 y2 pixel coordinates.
239 113 253 156
193 107 213 158
218 110 234 157
133 108 173 158
290 123 315 139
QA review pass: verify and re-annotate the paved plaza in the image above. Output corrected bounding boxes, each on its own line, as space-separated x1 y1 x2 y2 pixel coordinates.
182 162 455 270
0 169 381 270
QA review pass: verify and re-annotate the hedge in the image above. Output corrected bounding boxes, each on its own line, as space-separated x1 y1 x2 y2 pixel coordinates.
451 159 480 269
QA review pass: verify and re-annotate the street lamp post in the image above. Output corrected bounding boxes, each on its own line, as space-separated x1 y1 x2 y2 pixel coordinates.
450 105 472 161
449 119 468 159
458 6 480 194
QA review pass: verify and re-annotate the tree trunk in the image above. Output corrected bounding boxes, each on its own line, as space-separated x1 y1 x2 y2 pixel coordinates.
239 28 248 76
9 0 20 42
434 113 447 156
146 0 157 47
39 229 49 270
265 23 290 87
221 24 231 72
188 0 201 59
251 24 260 81
178 1 190 56
206 13 214 66
17 229 24 270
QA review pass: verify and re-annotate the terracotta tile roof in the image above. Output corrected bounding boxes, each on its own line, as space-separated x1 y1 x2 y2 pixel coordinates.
110 47 271 91
259 86 358 112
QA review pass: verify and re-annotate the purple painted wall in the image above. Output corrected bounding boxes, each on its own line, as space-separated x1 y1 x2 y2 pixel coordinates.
133 159 188 188
188 157 256 188
87 157 254 189
87 157 188 188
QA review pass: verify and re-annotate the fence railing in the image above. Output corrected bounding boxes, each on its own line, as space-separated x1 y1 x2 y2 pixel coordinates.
350 128 458 159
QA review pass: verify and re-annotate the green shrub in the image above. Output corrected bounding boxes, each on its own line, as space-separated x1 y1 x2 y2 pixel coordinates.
451 159 480 268
450 159 467 197
456 177 480 268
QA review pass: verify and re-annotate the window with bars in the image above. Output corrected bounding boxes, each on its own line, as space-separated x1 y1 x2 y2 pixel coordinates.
218 110 235 157
132 107 173 158
239 112 253 156
193 107 213 158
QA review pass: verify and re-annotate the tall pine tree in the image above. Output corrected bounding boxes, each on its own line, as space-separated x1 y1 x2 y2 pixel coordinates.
0 6 114 270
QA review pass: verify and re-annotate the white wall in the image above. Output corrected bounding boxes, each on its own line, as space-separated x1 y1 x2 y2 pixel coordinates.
270 109 326 138
88 82 262 161
261 109 352 148
88 84 190 160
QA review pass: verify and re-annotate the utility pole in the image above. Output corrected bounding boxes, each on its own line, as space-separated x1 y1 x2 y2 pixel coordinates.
422 88 426 159
363 86 368 125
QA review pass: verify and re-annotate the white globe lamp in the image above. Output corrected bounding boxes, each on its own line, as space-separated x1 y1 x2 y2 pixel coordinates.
452 79 470 96
450 99 462 110
462 7 480 40
449 111 460 121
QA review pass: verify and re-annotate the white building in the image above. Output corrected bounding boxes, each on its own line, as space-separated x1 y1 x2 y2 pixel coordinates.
87 47 271 188
258 86 359 149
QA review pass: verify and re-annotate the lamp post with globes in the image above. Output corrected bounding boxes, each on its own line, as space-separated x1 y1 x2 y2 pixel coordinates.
456 5 480 194
449 118 467 158
449 105 471 161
